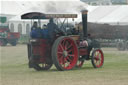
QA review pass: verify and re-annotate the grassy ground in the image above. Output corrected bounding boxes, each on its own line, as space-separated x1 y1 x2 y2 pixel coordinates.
0 45 128 85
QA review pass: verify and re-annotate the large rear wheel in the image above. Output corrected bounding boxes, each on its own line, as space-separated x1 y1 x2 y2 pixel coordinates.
91 48 104 68
52 36 78 71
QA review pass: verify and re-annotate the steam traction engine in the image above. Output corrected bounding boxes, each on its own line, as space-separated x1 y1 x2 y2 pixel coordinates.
21 10 104 71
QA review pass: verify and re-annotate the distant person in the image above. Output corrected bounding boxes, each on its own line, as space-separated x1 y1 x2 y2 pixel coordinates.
42 24 49 39
31 22 42 38
31 22 38 31
42 24 47 29
71 28 78 35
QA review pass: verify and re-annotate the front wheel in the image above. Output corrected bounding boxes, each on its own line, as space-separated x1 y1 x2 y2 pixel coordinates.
52 36 78 71
91 48 104 68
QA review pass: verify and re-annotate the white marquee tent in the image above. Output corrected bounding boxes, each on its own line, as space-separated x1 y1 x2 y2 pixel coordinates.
87 5 128 25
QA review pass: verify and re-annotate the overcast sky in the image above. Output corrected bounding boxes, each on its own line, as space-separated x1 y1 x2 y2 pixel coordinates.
0 0 87 15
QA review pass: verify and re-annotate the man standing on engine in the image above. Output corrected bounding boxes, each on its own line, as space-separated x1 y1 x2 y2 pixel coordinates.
47 18 63 42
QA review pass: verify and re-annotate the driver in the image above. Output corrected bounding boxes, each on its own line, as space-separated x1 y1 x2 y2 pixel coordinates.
47 18 62 42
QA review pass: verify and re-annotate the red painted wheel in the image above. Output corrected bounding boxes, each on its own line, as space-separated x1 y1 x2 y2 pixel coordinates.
52 36 78 71
91 49 104 68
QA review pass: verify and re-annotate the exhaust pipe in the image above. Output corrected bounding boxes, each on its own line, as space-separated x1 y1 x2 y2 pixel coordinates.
81 10 88 38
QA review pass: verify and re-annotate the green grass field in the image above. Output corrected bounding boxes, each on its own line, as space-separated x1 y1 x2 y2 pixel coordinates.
0 45 128 85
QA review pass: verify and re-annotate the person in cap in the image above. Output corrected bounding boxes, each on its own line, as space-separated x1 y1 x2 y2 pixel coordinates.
47 18 63 42
31 22 38 31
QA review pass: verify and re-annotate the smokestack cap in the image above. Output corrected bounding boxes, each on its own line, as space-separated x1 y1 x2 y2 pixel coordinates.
81 10 88 14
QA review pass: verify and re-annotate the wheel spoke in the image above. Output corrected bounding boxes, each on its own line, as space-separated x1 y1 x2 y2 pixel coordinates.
66 56 72 62
96 61 100 67
64 58 68 62
59 44 64 51
67 48 73 53
62 40 66 50
97 52 100 56
68 54 75 57
64 58 71 68
65 41 69 47
96 52 100 58
58 52 63 55
67 44 72 49
65 41 69 50
64 46 67 50
63 58 67 67
58 56 63 63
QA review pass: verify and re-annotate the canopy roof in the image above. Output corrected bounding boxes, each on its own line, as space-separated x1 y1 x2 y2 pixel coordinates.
21 12 77 19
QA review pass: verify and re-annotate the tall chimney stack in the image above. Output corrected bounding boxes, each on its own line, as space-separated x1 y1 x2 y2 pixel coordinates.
81 10 88 38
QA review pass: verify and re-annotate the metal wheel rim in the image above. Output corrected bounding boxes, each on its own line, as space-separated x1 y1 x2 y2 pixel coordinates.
57 38 78 70
93 49 104 68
